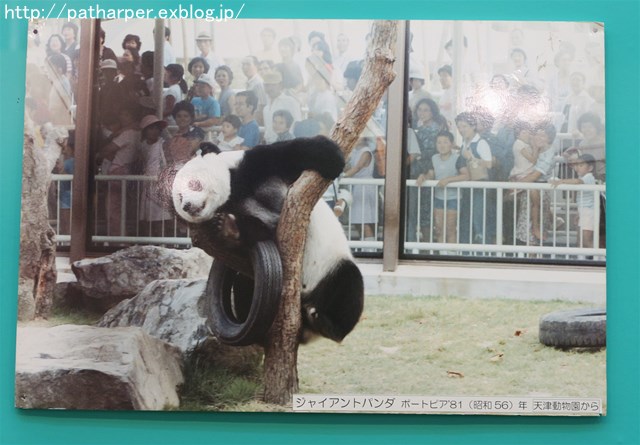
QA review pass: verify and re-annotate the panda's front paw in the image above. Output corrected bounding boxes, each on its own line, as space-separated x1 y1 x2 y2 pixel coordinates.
212 212 241 243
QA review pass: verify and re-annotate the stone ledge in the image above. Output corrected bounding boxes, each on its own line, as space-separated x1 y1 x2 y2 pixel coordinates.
15 325 184 410
360 262 606 304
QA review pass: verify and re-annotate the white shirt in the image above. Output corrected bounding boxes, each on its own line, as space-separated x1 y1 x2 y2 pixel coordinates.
215 134 244 152
162 84 183 125
577 172 596 209
246 74 267 107
461 134 492 161
163 41 175 66
334 51 357 89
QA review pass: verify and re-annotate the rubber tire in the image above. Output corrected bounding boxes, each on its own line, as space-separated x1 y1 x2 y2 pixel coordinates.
205 240 283 346
539 308 606 348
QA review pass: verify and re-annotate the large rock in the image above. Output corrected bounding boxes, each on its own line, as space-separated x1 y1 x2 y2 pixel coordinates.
71 246 212 311
98 279 209 353
15 325 183 410
98 278 263 370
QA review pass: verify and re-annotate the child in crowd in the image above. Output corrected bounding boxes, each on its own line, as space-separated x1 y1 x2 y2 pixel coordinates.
550 154 597 249
509 121 537 181
215 114 245 151
416 131 469 244
455 111 494 244
235 90 261 148
163 64 188 125
139 115 172 236
508 120 542 244
191 73 221 128
273 109 295 142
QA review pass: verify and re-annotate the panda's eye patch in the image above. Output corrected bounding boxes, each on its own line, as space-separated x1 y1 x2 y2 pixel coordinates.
188 179 203 192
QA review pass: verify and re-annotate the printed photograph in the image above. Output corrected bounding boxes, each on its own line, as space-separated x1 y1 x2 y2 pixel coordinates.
15 17 605 415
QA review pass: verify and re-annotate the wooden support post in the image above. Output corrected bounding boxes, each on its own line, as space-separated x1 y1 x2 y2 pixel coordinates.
70 20 97 263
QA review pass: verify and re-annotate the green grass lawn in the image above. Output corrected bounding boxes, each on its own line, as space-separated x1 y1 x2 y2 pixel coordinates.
44 295 607 413
298 296 606 405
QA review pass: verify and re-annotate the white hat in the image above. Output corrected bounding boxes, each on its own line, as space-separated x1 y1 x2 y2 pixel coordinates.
196 32 212 41
140 114 168 131
194 73 215 89
100 59 117 70
409 63 425 80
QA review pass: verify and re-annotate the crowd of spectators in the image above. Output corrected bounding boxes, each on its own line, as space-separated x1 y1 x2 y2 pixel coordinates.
26 21 605 250
405 31 605 248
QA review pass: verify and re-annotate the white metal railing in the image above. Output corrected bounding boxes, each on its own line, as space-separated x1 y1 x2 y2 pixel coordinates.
404 179 605 260
49 174 73 245
92 174 192 247
334 178 385 252
51 174 606 262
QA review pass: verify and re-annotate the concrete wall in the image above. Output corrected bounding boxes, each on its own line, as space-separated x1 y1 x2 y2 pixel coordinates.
359 262 606 305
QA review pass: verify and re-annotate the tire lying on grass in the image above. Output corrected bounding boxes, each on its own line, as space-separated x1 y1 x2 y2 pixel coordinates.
539 308 606 348
204 240 283 346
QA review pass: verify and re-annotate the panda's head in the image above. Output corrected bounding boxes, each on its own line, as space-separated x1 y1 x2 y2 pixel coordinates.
172 151 231 223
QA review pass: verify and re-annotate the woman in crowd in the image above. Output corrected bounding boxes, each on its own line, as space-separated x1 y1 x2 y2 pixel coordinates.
258 59 275 78
46 34 73 80
412 98 449 242
277 37 304 93
99 107 140 237
214 65 236 117
139 115 173 237
311 39 333 71
186 56 211 101
163 101 205 165
343 134 378 249
512 122 558 245
307 57 337 121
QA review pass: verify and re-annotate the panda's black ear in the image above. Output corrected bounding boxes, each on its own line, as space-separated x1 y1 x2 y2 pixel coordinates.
199 142 221 155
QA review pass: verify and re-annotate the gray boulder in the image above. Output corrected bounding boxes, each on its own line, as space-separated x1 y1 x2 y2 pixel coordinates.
71 246 212 311
98 279 209 353
98 278 263 370
15 325 184 410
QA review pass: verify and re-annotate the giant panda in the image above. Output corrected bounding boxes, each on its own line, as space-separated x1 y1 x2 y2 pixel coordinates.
171 136 364 343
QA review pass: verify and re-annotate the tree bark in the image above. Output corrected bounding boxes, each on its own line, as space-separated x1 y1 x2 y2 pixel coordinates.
18 122 65 320
263 21 399 405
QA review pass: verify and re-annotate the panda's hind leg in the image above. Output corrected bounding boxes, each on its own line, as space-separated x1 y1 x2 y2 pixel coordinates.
301 260 364 343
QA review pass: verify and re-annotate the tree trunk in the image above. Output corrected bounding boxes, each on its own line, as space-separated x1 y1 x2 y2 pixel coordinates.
18 123 65 320
263 20 399 405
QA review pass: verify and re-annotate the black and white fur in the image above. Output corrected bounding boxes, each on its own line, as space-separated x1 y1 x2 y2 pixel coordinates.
172 136 364 342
